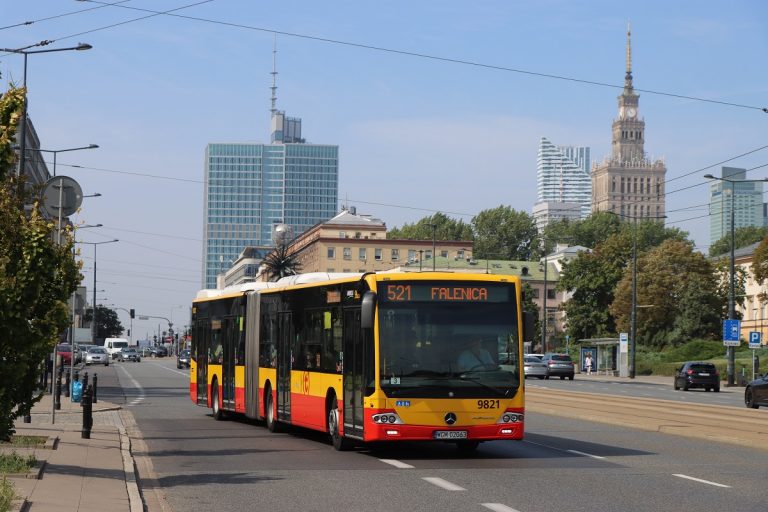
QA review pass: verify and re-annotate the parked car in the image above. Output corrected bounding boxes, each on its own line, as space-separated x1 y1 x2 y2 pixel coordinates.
117 347 141 362
177 349 191 369
542 353 575 380
85 346 109 366
148 345 168 357
525 353 544 361
673 362 720 392
745 373 768 408
55 344 74 365
523 355 548 379
77 344 95 363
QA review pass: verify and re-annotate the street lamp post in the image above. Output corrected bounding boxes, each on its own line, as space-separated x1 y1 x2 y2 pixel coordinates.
704 173 768 386
77 239 118 344
26 144 99 177
1 42 92 179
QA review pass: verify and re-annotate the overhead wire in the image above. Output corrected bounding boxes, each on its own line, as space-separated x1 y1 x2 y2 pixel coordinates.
25 0 768 113
0 0 134 32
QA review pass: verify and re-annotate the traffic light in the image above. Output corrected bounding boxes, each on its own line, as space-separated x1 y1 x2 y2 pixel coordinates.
130 308 135 319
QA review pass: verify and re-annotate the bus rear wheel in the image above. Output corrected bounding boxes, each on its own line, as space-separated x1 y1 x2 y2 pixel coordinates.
265 386 280 432
328 397 352 451
211 381 223 421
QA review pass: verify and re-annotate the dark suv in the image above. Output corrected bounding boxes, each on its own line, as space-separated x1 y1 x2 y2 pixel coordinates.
177 349 191 369
149 345 168 357
542 353 575 380
674 362 720 392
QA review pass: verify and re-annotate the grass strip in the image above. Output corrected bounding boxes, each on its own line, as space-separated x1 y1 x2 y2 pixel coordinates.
0 477 16 512
0 452 36 474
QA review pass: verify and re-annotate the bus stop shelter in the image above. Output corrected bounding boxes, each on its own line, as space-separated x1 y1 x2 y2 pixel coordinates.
577 338 621 376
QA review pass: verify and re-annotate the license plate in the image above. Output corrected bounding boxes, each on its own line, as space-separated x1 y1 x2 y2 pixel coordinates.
698 373 709 376
433 431 467 439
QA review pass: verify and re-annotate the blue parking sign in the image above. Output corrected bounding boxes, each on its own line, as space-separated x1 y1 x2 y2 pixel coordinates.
749 331 762 349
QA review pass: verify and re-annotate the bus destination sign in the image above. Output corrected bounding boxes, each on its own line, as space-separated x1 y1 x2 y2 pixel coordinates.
381 282 510 303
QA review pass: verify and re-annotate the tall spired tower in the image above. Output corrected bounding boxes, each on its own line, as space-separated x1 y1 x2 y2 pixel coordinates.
591 25 666 220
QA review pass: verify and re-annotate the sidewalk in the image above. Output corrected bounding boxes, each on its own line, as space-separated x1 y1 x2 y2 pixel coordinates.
3 391 142 512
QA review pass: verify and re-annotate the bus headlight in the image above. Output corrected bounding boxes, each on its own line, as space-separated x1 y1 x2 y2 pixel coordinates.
372 411 404 424
497 411 523 424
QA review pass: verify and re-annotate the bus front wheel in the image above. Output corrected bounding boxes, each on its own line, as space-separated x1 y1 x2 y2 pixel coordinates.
328 397 352 451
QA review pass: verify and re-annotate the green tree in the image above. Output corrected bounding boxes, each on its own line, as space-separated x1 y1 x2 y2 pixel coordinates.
543 211 623 251
610 239 722 348
82 305 124 341
471 206 538 260
387 212 473 241
709 226 768 257
262 243 302 281
0 86 80 441
750 236 768 302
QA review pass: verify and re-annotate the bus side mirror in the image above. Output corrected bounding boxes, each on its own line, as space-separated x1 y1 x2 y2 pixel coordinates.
361 291 377 329
523 310 536 343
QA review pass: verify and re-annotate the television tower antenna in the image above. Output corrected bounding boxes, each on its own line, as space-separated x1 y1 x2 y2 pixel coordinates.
270 33 278 115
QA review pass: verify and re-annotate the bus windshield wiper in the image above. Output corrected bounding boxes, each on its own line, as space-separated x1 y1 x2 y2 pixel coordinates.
456 375 512 397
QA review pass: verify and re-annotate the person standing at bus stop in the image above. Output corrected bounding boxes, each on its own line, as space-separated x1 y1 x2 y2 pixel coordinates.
584 353 594 376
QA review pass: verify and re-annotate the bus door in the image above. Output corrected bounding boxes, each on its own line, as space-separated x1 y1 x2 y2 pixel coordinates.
195 318 209 406
221 317 235 410
277 312 292 421
342 308 365 439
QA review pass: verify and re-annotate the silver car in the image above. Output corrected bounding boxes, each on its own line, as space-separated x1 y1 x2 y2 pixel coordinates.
85 346 109 366
523 355 548 379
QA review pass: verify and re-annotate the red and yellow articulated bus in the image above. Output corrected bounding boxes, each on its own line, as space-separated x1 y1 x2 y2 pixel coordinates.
190 271 534 451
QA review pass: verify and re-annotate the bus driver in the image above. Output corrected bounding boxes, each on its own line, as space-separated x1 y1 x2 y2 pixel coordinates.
458 338 496 372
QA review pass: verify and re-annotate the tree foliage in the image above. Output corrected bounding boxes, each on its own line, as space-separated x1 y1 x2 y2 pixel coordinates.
750 236 768 301
471 206 539 260
609 239 722 349
557 219 692 344
262 243 302 281
82 305 124 341
709 226 768 257
0 86 80 441
387 212 473 241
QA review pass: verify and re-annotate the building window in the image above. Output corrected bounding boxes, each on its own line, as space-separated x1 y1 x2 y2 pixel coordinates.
457 250 465 260
531 289 540 299
327 247 335 259
425 250 432 260
327 268 335 273
408 250 416 262
547 289 556 300
339 231 346 238
359 248 366 260
391 249 399 261
441 250 448 258
343 248 351 260
375 248 382 261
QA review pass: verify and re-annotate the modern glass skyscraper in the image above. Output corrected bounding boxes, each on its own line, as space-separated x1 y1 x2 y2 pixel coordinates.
535 136 591 220
708 167 765 247
202 116 339 289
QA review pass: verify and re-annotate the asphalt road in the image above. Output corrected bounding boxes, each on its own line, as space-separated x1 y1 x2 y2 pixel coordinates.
103 359 768 512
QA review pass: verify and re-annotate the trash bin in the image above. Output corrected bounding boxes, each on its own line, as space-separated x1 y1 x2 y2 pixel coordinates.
71 379 83 403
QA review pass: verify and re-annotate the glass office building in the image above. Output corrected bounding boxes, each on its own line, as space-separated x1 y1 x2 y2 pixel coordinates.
709 167 765 247
203 123 338 289
536 137 591 219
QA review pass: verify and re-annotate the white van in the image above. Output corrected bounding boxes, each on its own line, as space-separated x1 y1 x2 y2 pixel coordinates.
103 338 129 359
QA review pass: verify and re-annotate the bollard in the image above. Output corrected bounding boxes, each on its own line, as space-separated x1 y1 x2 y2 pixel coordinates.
81 384 93 439
80 372 89 407
64 370 71 398
54 371 62 411
23 409 31 423
92 373 98 404
74 369 79 382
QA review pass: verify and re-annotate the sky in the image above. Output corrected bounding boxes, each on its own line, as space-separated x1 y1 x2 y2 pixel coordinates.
2 1 767 340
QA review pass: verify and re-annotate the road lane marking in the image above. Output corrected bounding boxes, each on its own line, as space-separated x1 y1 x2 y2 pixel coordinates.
673 474 730 488
422 477 466 491
118 365 146 406
379 459 414 469
567 449 605 459
482 504 521 512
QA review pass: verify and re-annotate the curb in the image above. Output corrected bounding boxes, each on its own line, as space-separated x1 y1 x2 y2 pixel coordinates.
119 426 144 512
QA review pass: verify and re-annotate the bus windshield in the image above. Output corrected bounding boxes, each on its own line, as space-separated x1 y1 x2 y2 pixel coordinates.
378 282 520 399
